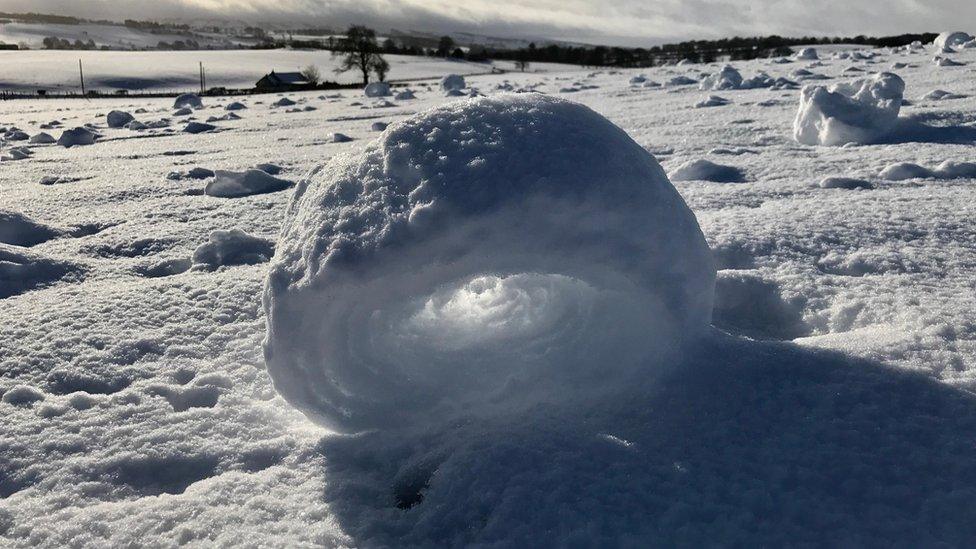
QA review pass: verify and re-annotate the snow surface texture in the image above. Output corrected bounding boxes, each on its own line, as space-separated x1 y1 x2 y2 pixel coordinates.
4 43 976 546
793 72 905 145
264 94 715 433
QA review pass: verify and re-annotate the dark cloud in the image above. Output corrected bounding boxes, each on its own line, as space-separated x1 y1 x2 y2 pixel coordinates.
0 0 970 46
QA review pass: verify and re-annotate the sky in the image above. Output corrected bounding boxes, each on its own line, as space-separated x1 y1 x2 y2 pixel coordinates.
0 0 971 46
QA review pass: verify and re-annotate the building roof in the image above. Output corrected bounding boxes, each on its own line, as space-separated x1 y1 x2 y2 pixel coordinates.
261 71 310 86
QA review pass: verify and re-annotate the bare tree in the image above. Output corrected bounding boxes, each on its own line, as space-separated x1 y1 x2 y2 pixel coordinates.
334 25 387 85
372 57 390 82
515 59 530 72
301 64 321 85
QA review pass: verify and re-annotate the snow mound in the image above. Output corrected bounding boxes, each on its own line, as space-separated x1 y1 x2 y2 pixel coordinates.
183 122 216 134
794 47 819 60
880 161 976 180
819 176 874 190
364 82 391 98
204 169 293 198
191 229 274 270
106 110 134 128
263 94 715 433
934 31 974 50
934 56 965 67
29 132 56 144
669 158 745 182
879 162 934 180
1 147 31 161
0 210 61 247
173 93 203 109
666 75 698 86
695 95 730 108
440 74 466 92
699 65 742 90
0 243 80 298
57 127 97 148
923 89 964 101
793 72 905 146
1 384 45 406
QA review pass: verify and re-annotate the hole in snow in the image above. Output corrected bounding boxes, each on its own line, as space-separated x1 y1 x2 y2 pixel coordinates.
398 273 596 353
393 462 437 510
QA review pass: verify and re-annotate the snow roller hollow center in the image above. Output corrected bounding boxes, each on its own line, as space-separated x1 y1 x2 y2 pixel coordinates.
263 94 716 432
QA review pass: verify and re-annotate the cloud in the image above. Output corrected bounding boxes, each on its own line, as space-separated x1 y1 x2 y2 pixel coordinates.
1 0 972 46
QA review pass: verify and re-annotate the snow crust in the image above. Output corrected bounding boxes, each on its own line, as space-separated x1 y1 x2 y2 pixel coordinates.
263 94 714 432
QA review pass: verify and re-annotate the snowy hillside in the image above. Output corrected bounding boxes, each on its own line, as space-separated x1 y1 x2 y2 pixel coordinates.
0 21 249 50
0 49 574 92
3 43 976 545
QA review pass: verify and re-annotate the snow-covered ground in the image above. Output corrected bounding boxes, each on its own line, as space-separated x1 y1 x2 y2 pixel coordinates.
3 44 976 545
0 49 575 92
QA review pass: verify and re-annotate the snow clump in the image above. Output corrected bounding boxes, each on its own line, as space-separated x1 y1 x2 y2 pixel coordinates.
191 229 274 270
794 47 819 60
263 94 715 433
29 132 56 144
440 74 466 92
793 72 905 146
57 127 97 148
699 65 742 90
106 110 135 128
204 169 293 198
669 158 745 182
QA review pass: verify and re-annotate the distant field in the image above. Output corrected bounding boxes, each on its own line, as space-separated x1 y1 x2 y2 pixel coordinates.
0 49 578 93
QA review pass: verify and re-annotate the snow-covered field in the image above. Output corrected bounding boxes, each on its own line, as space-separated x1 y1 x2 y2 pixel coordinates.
3 43 976 546
0 49 575 92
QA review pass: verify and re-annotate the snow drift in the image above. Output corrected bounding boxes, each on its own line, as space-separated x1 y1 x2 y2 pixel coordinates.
263 94 715 433
793 72 905 146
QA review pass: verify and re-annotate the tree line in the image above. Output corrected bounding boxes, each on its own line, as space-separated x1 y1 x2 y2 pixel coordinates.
273 28 940 71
